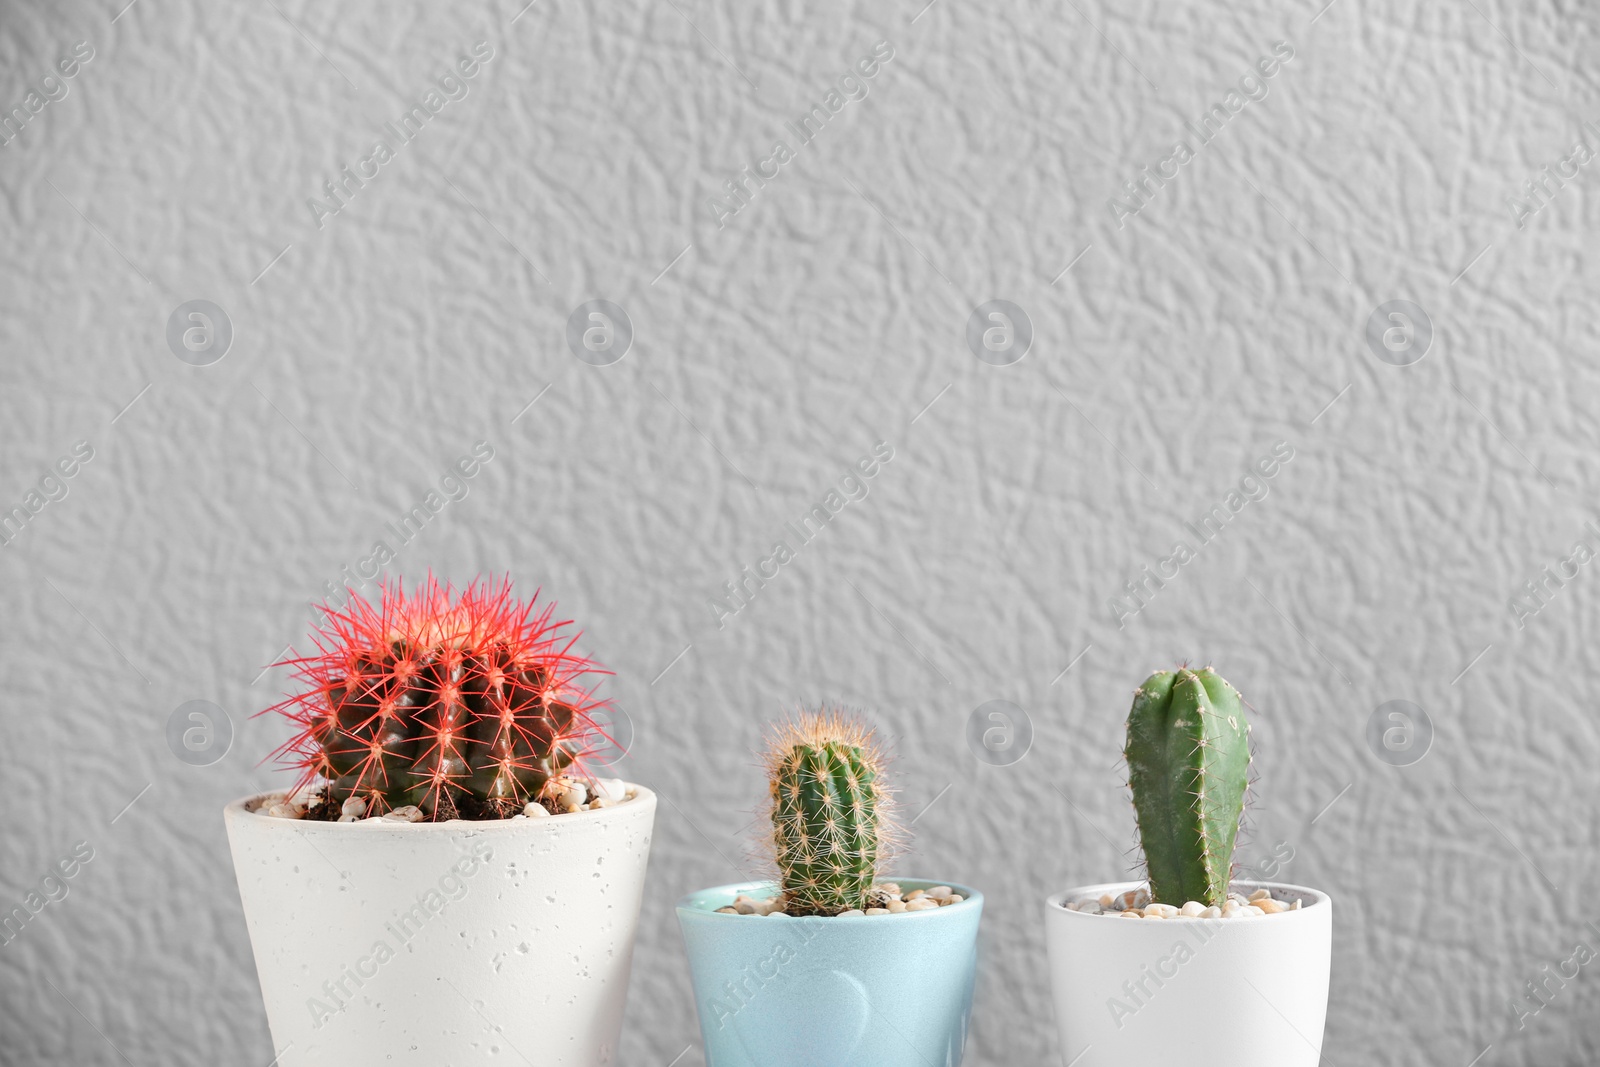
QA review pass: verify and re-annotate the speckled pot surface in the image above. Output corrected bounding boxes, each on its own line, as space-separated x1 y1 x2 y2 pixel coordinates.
677 878 982 1067
224 786 656 1067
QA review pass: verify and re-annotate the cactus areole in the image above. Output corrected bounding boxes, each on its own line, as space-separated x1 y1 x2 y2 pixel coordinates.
1125 666 1251 906
764 711 896 916
264 577 613 822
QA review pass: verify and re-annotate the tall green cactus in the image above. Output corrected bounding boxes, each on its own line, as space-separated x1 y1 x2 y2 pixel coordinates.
764 711 894 916
1125 666 1251 906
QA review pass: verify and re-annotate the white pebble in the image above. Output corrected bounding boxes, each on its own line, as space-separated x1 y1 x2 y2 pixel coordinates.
587 797 613 809
383 805 424 823
927 886 954 900
523 801 551 817
1202 906 1222 918
1248 888 1271 903
341 796 368 818
866 907 890 915
1144 903 1179 918
767 910 788 918
265 803 298 819
337 814 359 823
887 900 907 913
906 898 940 912
1180 901 1207 917
543 778 588 813
1243 905 1265 917
948 893 965 904
837 908 866 917
593 778 628 803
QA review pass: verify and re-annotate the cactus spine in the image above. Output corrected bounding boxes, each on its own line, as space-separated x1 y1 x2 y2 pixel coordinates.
266 577 610 821
1125 666 1250 906
763 711 895 916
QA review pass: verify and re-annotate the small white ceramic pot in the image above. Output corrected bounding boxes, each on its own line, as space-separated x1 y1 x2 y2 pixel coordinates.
224 786 656 1067
1044 880 1332 1067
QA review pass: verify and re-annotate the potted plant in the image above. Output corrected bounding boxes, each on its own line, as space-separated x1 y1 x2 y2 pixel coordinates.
676 709 983 1067
224 577 657 1067
1044 666 1332 1066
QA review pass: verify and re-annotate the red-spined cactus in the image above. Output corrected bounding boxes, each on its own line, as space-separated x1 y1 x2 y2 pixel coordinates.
264 577 611 821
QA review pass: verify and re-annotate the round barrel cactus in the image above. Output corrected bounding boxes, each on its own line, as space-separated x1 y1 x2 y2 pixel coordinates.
762 710 898 915
265 576 611 821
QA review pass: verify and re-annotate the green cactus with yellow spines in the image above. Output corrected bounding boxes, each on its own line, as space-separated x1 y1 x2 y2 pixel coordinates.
762 710 898 916
1125 666 1251 906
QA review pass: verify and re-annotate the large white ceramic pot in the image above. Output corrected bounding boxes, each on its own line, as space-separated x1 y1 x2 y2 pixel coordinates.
224 786 657 1067
1044 880 1331 1067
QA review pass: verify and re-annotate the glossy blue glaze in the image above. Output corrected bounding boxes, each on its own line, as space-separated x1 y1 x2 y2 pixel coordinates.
676 878 983 1067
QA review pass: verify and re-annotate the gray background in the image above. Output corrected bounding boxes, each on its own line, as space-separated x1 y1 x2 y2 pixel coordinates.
0 0 1595 1063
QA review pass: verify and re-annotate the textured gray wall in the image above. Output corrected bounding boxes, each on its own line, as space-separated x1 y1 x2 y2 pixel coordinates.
1 0 1596 1063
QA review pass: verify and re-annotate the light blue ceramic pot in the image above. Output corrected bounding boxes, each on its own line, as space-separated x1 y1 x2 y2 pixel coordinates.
677 878 982 1067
